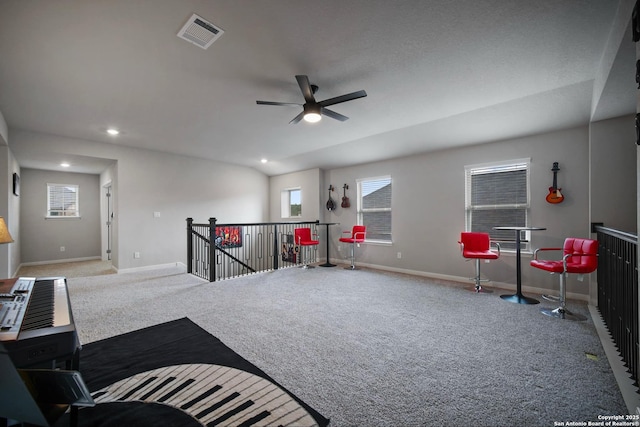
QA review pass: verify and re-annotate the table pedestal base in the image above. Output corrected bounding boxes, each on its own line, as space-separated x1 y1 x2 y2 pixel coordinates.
540 307 585 321
319 262 336 267
500 293 539 304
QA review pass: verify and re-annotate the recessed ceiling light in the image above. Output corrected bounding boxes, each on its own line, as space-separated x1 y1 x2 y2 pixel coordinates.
60 162 70 168
107 128 120 136
261 158 268 164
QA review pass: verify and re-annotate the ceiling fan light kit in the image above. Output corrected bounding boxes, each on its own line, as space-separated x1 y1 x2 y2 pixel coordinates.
257 75 367 124
303 104 322 123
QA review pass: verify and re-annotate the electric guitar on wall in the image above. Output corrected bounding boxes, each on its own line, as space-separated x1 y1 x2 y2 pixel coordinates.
326 185 336 211
546 162 564 204
341 184 350 208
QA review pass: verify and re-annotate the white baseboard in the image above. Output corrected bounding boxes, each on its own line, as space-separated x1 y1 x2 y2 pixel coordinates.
19 256 102 268
328 258 589 302
116 262 187 275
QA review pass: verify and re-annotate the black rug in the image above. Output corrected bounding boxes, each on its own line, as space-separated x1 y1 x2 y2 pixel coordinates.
55 318 329 427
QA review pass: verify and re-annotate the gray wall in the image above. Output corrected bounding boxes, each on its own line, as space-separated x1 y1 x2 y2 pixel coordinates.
20 169 101 263
269 168 322 222
295 118 634 300
9 129 270 271
590 114 637 233
0 111 20 276
0 123 21 276
4 114 635 294
321 126 584 294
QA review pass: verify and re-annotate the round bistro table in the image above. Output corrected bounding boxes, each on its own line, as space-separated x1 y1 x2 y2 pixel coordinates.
492 226 546 304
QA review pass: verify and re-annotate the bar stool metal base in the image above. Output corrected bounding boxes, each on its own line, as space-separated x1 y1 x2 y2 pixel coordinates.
466 259 493 293
298 245 316 269
470 285 493 293
540 306 586 321
343 242 360 270
541 294 560 302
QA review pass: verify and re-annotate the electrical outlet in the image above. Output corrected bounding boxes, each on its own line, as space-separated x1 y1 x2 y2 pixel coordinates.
60 246 65 252
134 252 140 259
397 252 402 259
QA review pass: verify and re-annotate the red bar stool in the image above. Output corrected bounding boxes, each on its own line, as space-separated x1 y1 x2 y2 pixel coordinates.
458 232 500 293
339 225 366 270
530 237 598 321
294 228 319 269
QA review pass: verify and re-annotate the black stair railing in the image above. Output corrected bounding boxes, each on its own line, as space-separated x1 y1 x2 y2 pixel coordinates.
187 218 320 282
594 224 638 388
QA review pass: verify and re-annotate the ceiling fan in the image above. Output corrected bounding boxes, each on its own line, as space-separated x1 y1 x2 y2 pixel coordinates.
256 75 367 124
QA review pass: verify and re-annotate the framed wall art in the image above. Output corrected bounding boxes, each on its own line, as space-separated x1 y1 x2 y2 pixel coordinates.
12 173 19 196
215 226 242 248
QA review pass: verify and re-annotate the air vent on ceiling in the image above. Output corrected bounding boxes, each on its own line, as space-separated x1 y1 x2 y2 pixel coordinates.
177 13 224 49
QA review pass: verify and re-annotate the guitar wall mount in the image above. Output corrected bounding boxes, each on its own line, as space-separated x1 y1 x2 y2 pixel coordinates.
326 185 336 211
546 162 564 204
341 184 350 208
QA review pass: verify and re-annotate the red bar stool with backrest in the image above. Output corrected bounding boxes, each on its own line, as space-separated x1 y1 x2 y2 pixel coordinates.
458 232 500 293
530 237 598 321
339 225 366 270
294 227 319 269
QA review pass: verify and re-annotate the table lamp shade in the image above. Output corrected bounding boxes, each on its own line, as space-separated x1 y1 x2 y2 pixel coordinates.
0 217 14 244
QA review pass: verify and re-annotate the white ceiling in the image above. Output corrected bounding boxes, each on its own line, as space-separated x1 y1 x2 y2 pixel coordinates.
0 0 635 176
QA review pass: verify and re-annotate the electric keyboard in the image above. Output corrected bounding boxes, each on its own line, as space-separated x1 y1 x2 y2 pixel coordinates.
0 277 78 368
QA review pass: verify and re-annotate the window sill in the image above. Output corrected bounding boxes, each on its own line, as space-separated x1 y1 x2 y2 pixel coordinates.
45 216 82 220
499 249 533 256
364 240 392 246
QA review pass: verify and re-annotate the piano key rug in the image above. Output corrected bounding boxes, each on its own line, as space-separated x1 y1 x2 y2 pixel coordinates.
55 318 329 427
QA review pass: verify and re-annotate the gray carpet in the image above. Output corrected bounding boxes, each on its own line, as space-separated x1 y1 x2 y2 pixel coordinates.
65 265 627 426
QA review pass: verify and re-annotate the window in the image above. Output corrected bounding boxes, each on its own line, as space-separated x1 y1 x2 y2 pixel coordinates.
465 159 530 250
281 188 301 218
47 183 80 218
357 176 392 243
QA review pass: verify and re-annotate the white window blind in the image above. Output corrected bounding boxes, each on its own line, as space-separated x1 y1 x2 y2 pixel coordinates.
47 183 79 217
465 160 530 250
358 176 392 242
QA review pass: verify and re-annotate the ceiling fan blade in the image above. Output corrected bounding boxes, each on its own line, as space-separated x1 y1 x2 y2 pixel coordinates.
318 90 367 107
321 108 349 122
256 100 301 106
295 75 316 103
289 111 305 124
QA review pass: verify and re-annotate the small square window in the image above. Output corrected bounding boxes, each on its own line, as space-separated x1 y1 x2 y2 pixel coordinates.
281 188 301 218
47 183 80 218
